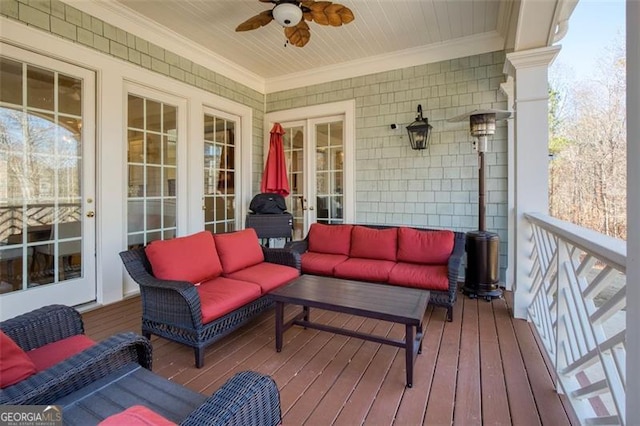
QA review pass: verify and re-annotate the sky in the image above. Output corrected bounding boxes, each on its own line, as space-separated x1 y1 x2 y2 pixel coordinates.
551 0 625 82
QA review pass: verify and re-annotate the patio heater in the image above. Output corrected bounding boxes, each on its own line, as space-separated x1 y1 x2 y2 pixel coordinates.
449 109 511 300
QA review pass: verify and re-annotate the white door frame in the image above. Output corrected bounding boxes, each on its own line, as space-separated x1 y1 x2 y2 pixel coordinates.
265 100 356 233
0 43 96 320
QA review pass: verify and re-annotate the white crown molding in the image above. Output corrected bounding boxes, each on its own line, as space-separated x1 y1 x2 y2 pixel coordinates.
63 0 266 93
265 31 505 93
63 1 505 96
504 45 561 77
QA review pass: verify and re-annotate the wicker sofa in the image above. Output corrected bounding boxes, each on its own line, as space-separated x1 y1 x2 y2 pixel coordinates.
0 304 151 405
286 223 465 321
120 228 300 368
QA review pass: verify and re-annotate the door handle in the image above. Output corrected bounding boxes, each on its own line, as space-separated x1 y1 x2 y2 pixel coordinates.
86 211 95 218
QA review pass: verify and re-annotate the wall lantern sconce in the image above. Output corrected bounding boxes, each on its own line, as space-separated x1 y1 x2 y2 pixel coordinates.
406 105 433 150
448 109 511 301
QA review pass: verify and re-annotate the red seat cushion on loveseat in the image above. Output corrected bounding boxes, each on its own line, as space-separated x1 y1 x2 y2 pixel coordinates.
397 228 454 265
308 223 353 255
145 231 222 285
389 262 449 291
225 262 299 293
196 277 262 323
334 258 396 282
0 331 37 388
213 229 264 274
301 252 348 275
27 334 96 371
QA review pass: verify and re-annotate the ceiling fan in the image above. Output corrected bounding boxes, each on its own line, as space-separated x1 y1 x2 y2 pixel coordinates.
236 0 355 47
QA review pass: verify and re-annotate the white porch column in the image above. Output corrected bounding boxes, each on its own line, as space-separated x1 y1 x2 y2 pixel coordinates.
626 1 639 424
504 46 560 319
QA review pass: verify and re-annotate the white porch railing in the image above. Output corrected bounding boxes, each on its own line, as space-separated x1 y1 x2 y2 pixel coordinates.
525 213 626 425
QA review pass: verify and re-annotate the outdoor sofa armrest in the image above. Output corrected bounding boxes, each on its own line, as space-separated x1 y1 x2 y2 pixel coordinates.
119 248 204 328
181 371 281 426
0 304 84 351
443 231 466 321
0 332 152 405
262 246 301 271
284 239 308 255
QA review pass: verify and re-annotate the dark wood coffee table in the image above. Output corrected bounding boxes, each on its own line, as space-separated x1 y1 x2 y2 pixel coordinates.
269 274 429 387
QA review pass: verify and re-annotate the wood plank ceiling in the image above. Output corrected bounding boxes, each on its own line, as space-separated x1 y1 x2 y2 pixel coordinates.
112 0 506 79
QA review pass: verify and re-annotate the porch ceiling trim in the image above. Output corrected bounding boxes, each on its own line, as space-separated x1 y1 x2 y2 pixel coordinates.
63 0 506 95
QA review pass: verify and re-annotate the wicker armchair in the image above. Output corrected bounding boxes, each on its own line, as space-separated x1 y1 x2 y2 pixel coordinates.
0 304 152 405
286 224 465 321
119 245 300 368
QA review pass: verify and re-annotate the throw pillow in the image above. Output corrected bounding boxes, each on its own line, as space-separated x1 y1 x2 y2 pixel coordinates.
350 226 397 261
397 227 454 264
307 223 353 255
0 331 37 388
213 228 264 274
145 231 222 285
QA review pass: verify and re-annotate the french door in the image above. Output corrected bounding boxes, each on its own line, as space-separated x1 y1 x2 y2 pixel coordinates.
0 44 96 319
279 115 345 239
202 109 240 233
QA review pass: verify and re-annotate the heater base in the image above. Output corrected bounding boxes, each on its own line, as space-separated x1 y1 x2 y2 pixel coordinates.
462 285 503 301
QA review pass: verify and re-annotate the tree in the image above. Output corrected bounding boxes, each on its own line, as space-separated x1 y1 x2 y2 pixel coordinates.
548 38 626 239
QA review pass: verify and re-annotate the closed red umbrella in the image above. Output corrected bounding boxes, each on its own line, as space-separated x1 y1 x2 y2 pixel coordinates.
260 123 290 196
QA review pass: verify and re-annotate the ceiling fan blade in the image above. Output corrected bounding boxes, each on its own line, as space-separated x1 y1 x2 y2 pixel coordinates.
235 10 274 32
285 21 311 47
301 1 354 26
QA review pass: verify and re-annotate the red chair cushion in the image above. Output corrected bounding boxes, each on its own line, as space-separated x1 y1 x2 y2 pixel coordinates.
213 229 264 274
0 331 37 388
27 334 96 372
350 226 397 261
196 277 262 323
301 252 348 276
397 228 454 265
99 405 176 426
145 231 222 284
226 262 299 293
389 262 449 291
333 258 396 283
307 223 353 255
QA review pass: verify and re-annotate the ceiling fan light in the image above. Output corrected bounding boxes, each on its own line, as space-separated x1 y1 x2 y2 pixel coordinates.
272 3 303 27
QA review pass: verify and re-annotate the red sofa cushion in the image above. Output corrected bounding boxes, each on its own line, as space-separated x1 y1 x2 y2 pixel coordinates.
301 252 348 275
308 223 353 255
389 262 449 291
146 231 222 284
226 262 299 293
196 277 262 323
213 229 264 274
0 331 37 388
350 226 397 261
333 258 396 283
99 405 176 426
27 334 96 372
397 228 454 265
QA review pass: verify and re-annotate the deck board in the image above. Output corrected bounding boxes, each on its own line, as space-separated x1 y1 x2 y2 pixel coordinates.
81 291 577 425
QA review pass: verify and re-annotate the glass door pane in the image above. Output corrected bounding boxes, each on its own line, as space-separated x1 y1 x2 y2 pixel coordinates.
315 121 344 224
126 95 177 248
203 113 236 234
282 124 305 240
0 58 84 291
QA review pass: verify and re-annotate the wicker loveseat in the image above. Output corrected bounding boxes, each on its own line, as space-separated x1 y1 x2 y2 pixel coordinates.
0 304 152 405
286 223 465 321
120 228 300 368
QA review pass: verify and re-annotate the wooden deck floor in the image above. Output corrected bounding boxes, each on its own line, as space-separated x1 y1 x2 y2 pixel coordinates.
82 293 578 425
